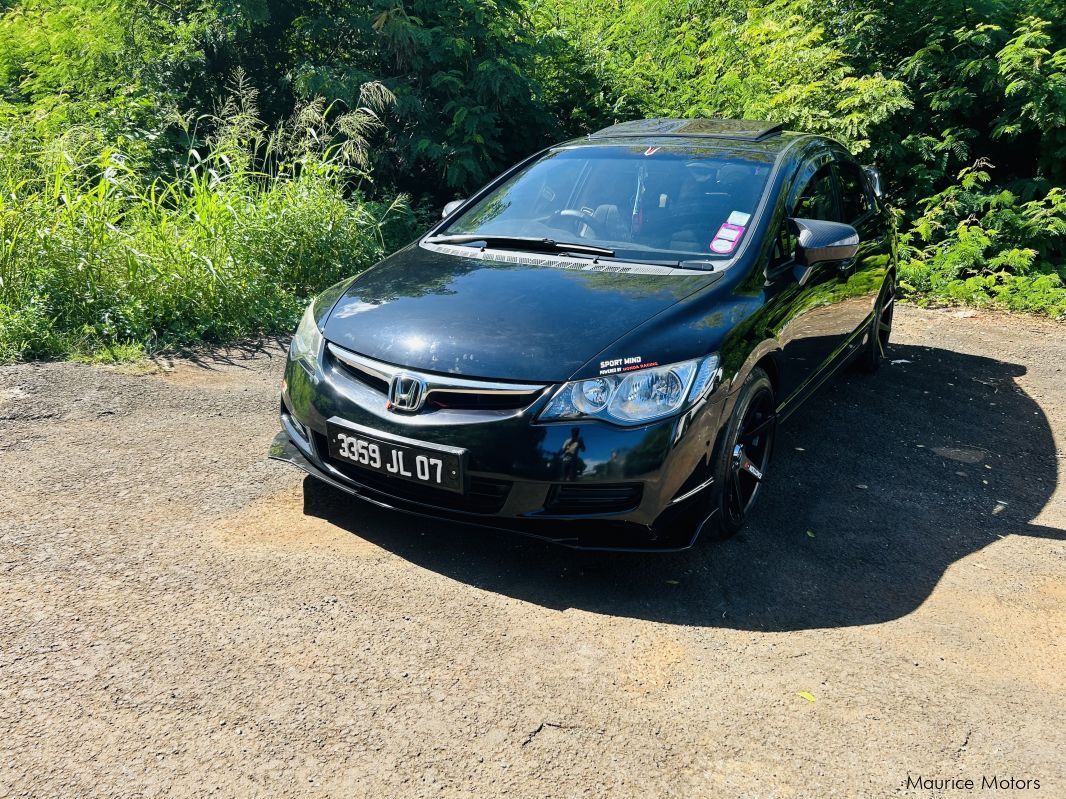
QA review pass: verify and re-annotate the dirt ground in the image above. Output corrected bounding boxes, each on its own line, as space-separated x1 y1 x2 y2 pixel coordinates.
1 306 1063 798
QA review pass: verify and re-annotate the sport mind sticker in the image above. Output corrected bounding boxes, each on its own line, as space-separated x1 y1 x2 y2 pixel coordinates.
599 355 660 376
710 211 752 254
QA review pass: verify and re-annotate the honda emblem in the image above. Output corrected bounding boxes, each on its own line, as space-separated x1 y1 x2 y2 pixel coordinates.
387 373 427 412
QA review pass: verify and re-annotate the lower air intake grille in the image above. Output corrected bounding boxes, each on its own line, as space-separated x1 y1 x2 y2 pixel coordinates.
544 483 643 515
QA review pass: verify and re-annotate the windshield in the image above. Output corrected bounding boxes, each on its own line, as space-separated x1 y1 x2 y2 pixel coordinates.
438 144 774 263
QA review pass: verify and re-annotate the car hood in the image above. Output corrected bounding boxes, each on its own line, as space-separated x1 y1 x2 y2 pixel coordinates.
321 245 722 382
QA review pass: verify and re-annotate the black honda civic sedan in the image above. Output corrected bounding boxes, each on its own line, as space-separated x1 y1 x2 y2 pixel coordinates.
270 118 896 550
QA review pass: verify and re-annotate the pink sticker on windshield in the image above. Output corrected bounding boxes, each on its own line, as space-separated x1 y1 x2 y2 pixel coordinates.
710 222 745 253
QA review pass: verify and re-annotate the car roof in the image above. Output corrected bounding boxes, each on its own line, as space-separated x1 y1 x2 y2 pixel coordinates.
556 118 824 160
591 118 785 142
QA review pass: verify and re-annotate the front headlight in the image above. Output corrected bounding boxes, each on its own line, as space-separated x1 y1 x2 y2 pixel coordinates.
289 302 323 374
539 354 720 426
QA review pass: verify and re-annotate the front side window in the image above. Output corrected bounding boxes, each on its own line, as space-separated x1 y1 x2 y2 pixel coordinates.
439 145 774 263
771 164 838 269
791 165 837 221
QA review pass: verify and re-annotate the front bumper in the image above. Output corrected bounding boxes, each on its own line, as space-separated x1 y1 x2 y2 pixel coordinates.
270 349 728 550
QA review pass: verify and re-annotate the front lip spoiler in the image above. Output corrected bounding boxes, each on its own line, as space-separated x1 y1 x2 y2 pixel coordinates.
267 431 711 552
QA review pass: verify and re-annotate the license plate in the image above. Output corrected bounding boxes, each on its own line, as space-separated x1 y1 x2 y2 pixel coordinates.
326 419 466 493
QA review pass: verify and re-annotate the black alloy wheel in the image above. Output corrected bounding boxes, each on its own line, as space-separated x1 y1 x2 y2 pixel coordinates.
703 367 776 540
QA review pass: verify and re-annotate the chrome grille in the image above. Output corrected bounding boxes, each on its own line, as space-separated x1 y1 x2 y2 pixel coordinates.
326 343 548 412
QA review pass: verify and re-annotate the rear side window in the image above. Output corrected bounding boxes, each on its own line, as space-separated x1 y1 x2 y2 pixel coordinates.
837 162 871 223
791 165 836 221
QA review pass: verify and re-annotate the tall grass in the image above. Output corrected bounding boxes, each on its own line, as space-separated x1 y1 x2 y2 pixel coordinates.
0 79 410 362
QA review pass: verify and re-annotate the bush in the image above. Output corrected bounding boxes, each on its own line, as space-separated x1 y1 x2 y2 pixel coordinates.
898 160 1066 318
0 82 411 362
532 0 911 153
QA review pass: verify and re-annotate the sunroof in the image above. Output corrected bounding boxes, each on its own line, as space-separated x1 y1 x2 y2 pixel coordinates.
591 118 784 142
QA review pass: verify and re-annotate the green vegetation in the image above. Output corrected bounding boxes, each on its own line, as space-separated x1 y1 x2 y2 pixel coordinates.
0 79 411 361
899 161 1066 317
534 0 1066 317
0 0 1062 361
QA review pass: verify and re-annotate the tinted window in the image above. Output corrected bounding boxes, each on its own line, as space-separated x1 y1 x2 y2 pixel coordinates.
792 165 836 221
771 223 798 268
837 162 871 222
442 145 774 262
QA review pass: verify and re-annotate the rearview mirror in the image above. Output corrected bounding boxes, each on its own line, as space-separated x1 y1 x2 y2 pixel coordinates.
442 199 466 219
788 218 860 285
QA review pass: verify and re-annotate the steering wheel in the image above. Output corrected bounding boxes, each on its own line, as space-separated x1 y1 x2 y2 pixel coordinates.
554 208 603 240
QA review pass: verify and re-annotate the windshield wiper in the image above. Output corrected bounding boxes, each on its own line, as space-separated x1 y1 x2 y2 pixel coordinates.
425 234 615 258
677 259 718 272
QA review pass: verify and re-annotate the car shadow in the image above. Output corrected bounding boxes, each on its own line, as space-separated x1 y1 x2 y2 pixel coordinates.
301 343 1064 631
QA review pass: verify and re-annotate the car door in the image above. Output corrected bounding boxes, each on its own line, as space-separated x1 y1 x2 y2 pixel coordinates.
831 157 892 340
769 157 856 404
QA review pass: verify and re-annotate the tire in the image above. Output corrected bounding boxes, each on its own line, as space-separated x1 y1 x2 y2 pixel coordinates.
854 274 895 373
701 367 776 541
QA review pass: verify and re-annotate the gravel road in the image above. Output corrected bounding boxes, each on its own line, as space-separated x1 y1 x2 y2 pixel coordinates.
1 306 1064 798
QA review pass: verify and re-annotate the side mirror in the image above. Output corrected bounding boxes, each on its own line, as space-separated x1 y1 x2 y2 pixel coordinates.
788 218 860 285
862 165 883 198
442 199 466 219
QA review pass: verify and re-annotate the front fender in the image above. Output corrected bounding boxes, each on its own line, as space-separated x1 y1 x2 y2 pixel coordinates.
724 339 782 396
